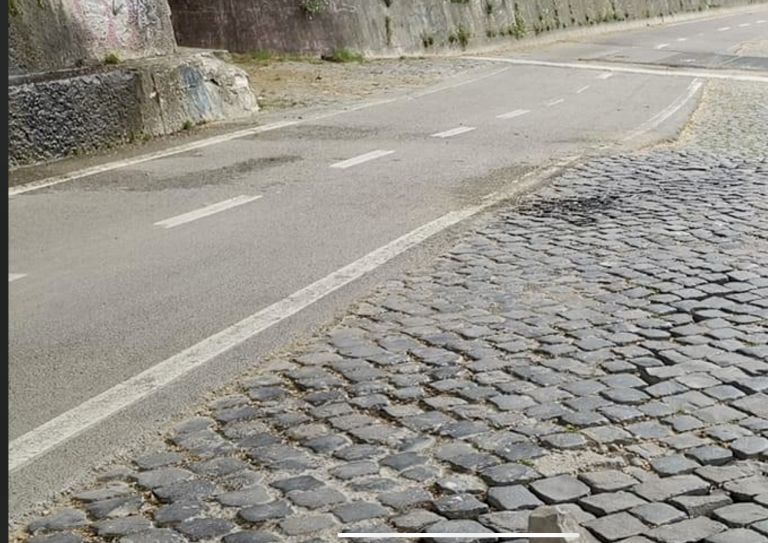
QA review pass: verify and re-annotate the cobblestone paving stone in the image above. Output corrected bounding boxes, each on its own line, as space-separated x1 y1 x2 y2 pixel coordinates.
19 82 768 543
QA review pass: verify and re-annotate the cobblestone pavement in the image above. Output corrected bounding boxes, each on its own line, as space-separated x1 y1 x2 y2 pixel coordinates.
19 82 768 543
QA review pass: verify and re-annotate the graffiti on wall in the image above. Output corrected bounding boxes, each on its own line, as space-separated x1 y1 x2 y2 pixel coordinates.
70 0 163 52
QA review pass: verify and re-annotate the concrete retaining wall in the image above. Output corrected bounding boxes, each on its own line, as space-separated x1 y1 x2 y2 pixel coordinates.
9 0 177 75
169 0 759 56
9 51 258 168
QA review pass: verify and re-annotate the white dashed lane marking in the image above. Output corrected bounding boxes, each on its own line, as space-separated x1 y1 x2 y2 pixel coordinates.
655 43 670 50
596 72 614 80
545 98 565 107
9 273 27 283
431 126 477 138
330 150 396 169
154 195 263 229
677 37 688 42
718 26 731 31
497 109 530 120
576 85 590 94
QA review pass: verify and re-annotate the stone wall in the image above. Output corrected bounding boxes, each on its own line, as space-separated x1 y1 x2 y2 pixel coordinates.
9 52 258 168
169 0 760 56
9 0 177 75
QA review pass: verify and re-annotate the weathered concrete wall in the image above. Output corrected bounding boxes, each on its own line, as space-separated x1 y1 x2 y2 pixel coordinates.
9 51 258 168
9 0 177 75
169 0 760 56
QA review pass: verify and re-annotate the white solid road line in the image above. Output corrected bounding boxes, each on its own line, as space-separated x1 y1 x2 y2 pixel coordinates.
431 126 477 138
330 150 395 169
623 79 703 141
9 273 27 283
655 43 670 50
8 158 577 473
596 72 614 80
546 98 565 107
576 85 591 94
465 56 768 83
497 109 530 119
154 195 263 229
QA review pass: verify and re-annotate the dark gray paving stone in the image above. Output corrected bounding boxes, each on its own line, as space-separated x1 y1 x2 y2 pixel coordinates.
222 532 280 543
487 486 543 511
632 475 710 502
135 453 185 470
433 494 489 519
530 475 591 504
280 514 337 536
287 487 346 509
705 528 768 543
96 517 153 537
153 480 218 503
85 496 142 519
29 535 83 543
724 476 768 500
217 486 272 507
687 445 733 466
119 530 187 543
585 511 647 541
379 488 433 510
392 510 445 530
630 502 686 526
136 468 194 490
671 493 733 517
730 436 768 459
28 509 89 533
333 501 390 523
580 470 637 492
648 517 727 543
239 501 293 523
178 518 236 541
479 463 540 486
713 503 768 527
155 501 204 526
426 519 493 543
650 455 700 476
579 491 647 515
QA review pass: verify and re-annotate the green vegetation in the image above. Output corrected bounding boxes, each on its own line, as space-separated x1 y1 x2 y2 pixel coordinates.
9 0 19 16
448 24 471 48
300 0 329 17
485 1 494 16
104 53 122 65
321 48 364 63
182 120 194 131
385 15 393 46
421 33 435 48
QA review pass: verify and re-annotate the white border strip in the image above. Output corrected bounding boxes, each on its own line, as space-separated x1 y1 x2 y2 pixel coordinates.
623 79 703 141
9 273 27 283
154 195 262 229
431 126 477 138
338 534 580 540
8 159 571 473
331 150 395 169
496 109 530 119
464 56 768 83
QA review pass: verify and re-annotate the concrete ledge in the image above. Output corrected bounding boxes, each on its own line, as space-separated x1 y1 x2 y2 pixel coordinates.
9 51 258 169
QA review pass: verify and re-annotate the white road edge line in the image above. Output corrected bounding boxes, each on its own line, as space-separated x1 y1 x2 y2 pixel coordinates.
596 72 614 80
576 85 591 94
464 56 768 83
655 43 670 50
622 79 703 142
9 273 27 283
431 126 477 138
339 534 579 540
330 150 395 169
8 159 574 473
154 195 263 229
496 109 530 119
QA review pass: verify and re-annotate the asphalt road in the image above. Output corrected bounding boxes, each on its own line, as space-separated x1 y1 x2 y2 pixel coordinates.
8 4 768 520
